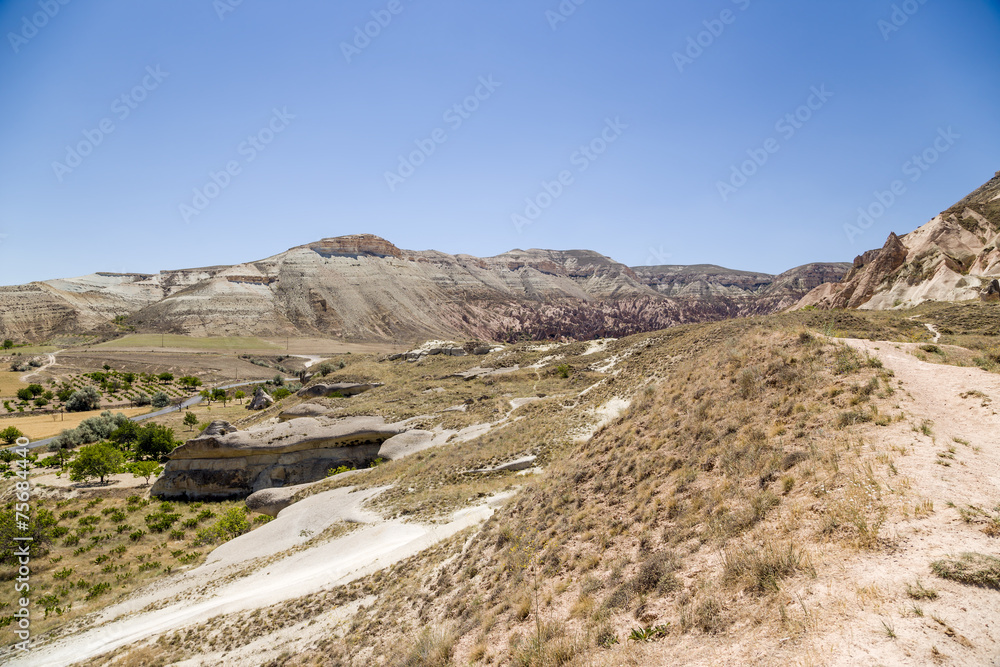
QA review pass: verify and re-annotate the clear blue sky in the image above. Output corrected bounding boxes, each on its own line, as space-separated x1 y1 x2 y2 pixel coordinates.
1 0 998 285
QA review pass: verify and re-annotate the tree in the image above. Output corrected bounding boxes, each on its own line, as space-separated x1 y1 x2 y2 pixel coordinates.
179 376 202 389
1 339 13 350
133 393 151 407
158 372 174 383
16 388 32 402
151 392 170 408
68 443 124 485
33 397 48 408
43 390 54 401
65 386 102 412
272 375 284 387
0 507 55 563
199 389 211 404
234 390 246 404
125 461 163 485
211 388 228 406
134 423 178 460
56 387 74 403
27 384 43 396
109 420 140 447
0 426 24 445
122 372 137 384
183 412 199 431
103 364 111 371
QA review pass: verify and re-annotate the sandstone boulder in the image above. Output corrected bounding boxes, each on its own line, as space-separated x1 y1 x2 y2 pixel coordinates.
278 403 333 421
296 382 380 399
245 486 298 518
983 279 1000 302
202 420 237 436
247 386 274 410
151 416 403 500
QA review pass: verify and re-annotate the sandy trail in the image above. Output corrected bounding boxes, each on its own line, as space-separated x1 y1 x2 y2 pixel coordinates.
19 350 62 381
7 488 510 667
801 339 1000 666
289 354 325 368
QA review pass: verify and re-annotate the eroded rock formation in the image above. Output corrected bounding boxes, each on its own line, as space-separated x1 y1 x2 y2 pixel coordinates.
151 416 403 500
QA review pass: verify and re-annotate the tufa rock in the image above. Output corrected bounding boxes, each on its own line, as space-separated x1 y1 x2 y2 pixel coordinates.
982 279 1000 302
296 382 380 399
202 420 237 436
278 403 333 421
151 416 403 500
247 386 274 410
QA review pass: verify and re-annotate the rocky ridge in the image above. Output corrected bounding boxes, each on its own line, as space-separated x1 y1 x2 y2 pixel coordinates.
798 169 1000 310
0 234 848 343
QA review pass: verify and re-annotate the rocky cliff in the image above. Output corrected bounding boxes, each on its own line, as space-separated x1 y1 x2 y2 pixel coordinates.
797 170 1000 310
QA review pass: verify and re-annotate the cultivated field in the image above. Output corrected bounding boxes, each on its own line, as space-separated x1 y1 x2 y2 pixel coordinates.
0 371 27 398
0 407 148 441
92 334 282 352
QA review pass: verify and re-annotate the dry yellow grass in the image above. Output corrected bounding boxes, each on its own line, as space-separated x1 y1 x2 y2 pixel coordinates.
0 371 28 398
0 407 148 441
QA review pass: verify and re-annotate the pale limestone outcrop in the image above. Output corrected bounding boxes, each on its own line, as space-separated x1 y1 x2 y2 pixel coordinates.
151 416 402 500
246 387 274 410
296 382 380 399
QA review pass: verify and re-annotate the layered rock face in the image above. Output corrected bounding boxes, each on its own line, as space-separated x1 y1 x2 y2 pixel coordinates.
798 169 1000 310
151 417 403 500
0 233 848 343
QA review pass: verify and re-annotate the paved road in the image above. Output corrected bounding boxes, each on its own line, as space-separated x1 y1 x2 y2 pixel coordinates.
24 378 294 451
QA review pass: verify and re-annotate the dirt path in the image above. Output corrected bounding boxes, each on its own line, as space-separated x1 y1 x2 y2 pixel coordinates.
798 339 1000 666
20 350 62 381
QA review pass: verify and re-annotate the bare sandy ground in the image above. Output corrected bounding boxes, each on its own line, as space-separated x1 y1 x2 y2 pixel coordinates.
6 486 512 667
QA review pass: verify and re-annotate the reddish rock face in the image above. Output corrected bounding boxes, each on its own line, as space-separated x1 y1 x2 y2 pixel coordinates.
832 233 909 309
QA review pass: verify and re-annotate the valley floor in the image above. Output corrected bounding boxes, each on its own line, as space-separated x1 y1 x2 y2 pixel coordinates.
4 324 999 666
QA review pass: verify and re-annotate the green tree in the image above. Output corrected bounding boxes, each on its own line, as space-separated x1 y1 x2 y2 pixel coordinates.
69 443 124 485
27 384 43 396
151 391 170 408
33 397 48 408
0 426 24 444
234 389 246 404
134 423 178 460
0 508 55 563
1 339 13 350
125 460 163 485
42 390 54 401
56 387 74 403
158 372 174 383
65 386 102 412
121 372 137 384
211 388 228 406
109 420 141 447
179 376 202 389
16 388 32 402
183 412 199 431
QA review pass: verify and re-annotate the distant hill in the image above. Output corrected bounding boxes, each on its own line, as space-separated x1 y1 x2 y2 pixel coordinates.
0 234 849 344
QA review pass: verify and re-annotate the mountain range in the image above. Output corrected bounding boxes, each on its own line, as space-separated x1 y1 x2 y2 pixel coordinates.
4 168 997 344
0 235 847 344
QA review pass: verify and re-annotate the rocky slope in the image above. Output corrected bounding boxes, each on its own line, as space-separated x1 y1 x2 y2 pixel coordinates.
0 234 848 343
797 169 1000 310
